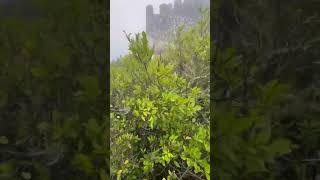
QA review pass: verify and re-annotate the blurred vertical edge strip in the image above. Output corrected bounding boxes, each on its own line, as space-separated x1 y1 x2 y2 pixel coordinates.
210 0 214 179
106 0 111 177
0 0 111 179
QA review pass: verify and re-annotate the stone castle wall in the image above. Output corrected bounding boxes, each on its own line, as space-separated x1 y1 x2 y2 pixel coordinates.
146 0 209 53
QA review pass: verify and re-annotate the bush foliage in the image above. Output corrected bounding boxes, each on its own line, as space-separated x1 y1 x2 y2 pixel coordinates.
110 10 210 179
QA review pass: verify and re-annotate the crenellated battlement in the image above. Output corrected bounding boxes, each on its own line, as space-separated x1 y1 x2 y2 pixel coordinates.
146 0 209 53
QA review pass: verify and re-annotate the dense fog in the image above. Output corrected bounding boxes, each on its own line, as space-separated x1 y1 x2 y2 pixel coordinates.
110 0 173 61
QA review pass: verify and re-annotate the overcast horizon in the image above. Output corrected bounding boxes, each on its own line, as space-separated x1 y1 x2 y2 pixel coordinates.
110 0 174 61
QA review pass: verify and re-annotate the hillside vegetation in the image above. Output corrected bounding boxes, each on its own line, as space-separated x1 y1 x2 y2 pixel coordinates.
0 0 319 179
110 9 210 180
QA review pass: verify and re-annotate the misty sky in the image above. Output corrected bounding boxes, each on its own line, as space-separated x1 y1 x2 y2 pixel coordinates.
110 0 174 61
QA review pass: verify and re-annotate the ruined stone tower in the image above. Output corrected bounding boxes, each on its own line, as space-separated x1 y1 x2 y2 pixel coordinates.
146 0 209 53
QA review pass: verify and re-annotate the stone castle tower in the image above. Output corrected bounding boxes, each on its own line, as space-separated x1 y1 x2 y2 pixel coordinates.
146 0 209 53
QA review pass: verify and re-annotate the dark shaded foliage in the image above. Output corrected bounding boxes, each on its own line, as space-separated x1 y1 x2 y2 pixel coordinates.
212 0 320 179
0 1 109 179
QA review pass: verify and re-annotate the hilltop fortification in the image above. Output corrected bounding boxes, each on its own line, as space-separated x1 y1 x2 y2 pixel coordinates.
146 0 209 53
